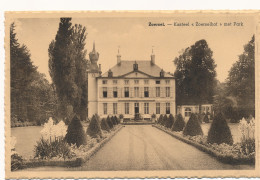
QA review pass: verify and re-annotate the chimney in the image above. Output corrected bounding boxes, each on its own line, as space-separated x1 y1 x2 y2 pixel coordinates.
117 47 121 65
151 47 155 65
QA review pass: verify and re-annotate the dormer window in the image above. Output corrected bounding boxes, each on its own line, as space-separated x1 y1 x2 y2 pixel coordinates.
108 69 113 77
160 69 165 77
133 62 138 71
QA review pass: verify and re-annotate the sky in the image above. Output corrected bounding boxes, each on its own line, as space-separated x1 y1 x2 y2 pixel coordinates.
13 14 255 82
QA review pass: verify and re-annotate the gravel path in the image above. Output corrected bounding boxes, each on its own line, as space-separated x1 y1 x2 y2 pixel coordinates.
74 125 253 170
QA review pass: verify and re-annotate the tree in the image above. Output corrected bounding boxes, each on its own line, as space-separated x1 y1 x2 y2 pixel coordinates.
171 114 185 131
183 113 203 136
165 114 174 128
10 22 56 125
111 116 117 125
157 114 162 124
106 116 114 129
226 36 255 118
100 118 110 132
207 113 233 145
65 115 87 147
48 18 88 121
87 114 103 138
174 40 217 112
162 115 168 127
203 114 209 123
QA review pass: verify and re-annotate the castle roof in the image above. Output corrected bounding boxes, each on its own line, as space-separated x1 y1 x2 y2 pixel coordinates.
102 60 174 78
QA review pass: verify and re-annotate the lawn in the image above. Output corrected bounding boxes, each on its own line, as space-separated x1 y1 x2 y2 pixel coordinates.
11 126 43 159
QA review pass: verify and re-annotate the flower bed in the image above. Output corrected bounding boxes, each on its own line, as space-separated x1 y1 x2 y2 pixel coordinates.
13 124 124 170
153 124 255 165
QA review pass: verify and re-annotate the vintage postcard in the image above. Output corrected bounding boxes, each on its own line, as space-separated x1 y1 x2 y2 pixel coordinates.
5 11 260 179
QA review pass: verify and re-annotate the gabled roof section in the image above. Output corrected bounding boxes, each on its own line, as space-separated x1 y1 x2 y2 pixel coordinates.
102 60 174 78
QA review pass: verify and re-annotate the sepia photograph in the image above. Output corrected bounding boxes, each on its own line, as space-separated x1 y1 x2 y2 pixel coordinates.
5 11 259 178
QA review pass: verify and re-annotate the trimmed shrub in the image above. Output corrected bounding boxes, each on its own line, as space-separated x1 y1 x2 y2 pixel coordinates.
183 113 203 136
207 113 233 145
196 113 203 124
65 115 87 147
203 114 210 123
106 116 114 129
115 116 120 124
111 116 117 125
87 114 103 138
172 114 185 131
119 114 124 119
165 114 174 128
158 114 164 125
162 115 168 127
100 118 110 132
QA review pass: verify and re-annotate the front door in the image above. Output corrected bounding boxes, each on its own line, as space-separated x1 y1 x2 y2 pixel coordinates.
134 103 139 114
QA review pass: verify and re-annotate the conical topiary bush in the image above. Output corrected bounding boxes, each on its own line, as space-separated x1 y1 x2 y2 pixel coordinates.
172 114 185 131
203 114 209 123
166 114 174 128
106 116 114 129
112 116 117 125
100 118 110 132
162 115 168 127
65 115 87 147
158 114 164 124
207 113 233 145
86 114 103 138
115 116 120 124
183 113 203 136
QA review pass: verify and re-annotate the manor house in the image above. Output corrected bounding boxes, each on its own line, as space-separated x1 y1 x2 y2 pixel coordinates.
87 43 176 120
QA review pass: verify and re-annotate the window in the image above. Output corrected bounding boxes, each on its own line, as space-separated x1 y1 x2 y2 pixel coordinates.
102 80 107 84
103 87 107 98
166 87 170 97
124 87 129 97
134 80 139 84
144 80 149 84
156 80 160 84
166 103 170 114
144 87 149 97
113 80 117 84
103 103 107 114
144 103 149 114
113 87 118 98
185 107 192 117
156 103 160 114
124 80 129 85
125 103 129 114
166 80 170 84
156 87 160 97
134 87 139 97
113 103 117 114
